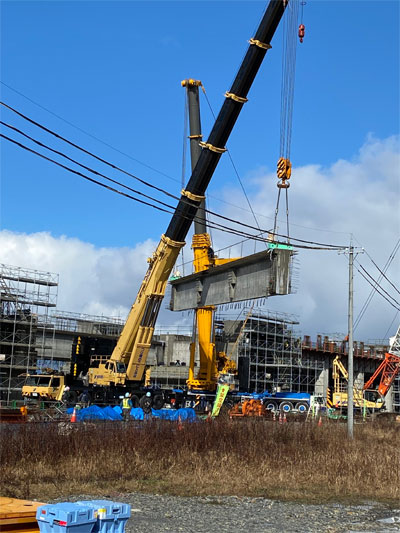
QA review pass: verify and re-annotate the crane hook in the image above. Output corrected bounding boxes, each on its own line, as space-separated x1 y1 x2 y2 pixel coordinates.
298 24 305 43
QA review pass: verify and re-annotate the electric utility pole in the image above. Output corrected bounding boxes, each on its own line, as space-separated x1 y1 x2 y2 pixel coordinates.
347 242 354 439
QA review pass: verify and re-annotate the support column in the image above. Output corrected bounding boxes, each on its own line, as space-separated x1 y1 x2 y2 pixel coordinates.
314 356 329 400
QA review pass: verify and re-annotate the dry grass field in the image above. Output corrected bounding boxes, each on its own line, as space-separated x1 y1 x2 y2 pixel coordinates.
1 418 399 503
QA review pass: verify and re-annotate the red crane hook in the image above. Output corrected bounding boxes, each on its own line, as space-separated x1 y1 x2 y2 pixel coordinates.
298 24 305 43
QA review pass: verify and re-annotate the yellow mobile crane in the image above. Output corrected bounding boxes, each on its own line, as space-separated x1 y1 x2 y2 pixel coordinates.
22 0 290 408
181 79 238 392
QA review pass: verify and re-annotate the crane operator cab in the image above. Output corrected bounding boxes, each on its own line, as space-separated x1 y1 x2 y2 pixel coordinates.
88 356 127 387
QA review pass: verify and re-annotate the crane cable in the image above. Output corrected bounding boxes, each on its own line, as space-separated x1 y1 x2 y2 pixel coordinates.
273 0 301 242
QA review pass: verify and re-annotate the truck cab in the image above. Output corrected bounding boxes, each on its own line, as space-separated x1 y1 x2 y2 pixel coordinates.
88 356 127 387
22 374 65 402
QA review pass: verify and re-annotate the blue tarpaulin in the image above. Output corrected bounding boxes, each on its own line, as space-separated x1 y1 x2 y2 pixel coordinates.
66 405 196 422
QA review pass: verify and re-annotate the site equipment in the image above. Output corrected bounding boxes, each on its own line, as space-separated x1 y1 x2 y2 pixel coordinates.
22 0 290 408
331 355 383 410
363 324 400 399
181 78 238 392
230 391 310 415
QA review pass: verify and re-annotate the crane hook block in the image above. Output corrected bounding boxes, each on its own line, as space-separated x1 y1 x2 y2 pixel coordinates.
298 24 305 43
277 157 292 180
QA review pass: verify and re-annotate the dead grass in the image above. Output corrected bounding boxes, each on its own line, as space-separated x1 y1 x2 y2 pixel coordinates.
1 418 399 503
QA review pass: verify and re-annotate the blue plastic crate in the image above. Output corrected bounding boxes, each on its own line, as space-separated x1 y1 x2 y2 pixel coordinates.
36 503 96 533
76 501 131 533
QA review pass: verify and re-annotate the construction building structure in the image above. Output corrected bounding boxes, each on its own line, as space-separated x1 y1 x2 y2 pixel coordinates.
1 262 398 410
0 264 58 402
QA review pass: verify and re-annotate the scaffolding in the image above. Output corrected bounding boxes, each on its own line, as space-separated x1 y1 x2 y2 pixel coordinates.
48 310 124 337
223 308 324 394
0 263 58 403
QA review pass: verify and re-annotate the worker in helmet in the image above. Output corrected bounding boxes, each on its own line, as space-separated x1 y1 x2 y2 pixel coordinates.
142 391 152 421
120 392 133 422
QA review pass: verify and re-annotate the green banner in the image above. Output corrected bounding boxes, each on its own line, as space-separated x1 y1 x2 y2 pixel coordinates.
211 384 229 417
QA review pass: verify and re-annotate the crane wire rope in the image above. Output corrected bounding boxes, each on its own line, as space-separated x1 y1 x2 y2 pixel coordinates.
201 86 268 249
354 239 400 330
0 132 344 252
0 121 345 250
273 0 300 241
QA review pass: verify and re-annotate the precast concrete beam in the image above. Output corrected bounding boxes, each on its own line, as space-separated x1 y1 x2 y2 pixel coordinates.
169 248 292 311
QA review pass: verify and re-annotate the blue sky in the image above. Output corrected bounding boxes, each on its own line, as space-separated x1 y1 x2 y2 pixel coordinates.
1 0 398 246
1 1 399 339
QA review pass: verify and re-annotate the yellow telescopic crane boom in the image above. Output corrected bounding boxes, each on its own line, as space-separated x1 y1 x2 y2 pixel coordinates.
89 0 290 390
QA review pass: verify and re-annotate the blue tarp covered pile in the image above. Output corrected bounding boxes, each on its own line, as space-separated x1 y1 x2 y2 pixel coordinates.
66 405 196 422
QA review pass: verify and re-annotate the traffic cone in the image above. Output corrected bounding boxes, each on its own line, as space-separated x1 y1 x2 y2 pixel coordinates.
177 415 183 431
283 413 287 423
273 411 276 422
279 412 283 424
70 408 77 423
318 416 322 427
206 412 212 422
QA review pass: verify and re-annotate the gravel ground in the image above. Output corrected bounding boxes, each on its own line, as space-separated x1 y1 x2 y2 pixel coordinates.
117 493 400 533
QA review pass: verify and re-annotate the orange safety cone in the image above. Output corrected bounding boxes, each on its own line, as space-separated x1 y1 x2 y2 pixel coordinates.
283 413 287 423
273 411 276 422
177 415 183 431
206 412 212 423
318 416 322 427
279 412 283 424
70 407 77 423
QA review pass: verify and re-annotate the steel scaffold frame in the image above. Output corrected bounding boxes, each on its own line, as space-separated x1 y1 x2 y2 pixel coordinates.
0 263 58 403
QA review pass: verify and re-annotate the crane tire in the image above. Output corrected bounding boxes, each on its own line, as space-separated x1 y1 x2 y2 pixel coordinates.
130 394 140 408
265 400 278 412
295 401 309 414
279 401 293 413
152 394 164 410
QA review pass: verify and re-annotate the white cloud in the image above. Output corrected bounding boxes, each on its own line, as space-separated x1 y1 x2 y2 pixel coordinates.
0 231 156 318
209 134 400 342
0 135 399 342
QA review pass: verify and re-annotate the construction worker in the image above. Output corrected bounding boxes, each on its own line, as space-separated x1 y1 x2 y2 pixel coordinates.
142 391 152 421
78 390 90 408
120 392 133 422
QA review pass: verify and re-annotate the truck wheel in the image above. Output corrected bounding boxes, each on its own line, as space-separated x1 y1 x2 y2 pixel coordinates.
152 395 164 410
279 401 293 413
130 394 140 408
295 401 309 414
265 400 278 412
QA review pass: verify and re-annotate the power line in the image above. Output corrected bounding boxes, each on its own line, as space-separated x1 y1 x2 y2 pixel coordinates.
0 101 180 202
1 120 177 212
383 311 399 341
1 114 345 250
0 83 351 237
0 81 180 185
1 131 344 252
355 265 400 312
364 244 400 296
354 239 400 330
356 262 400 308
